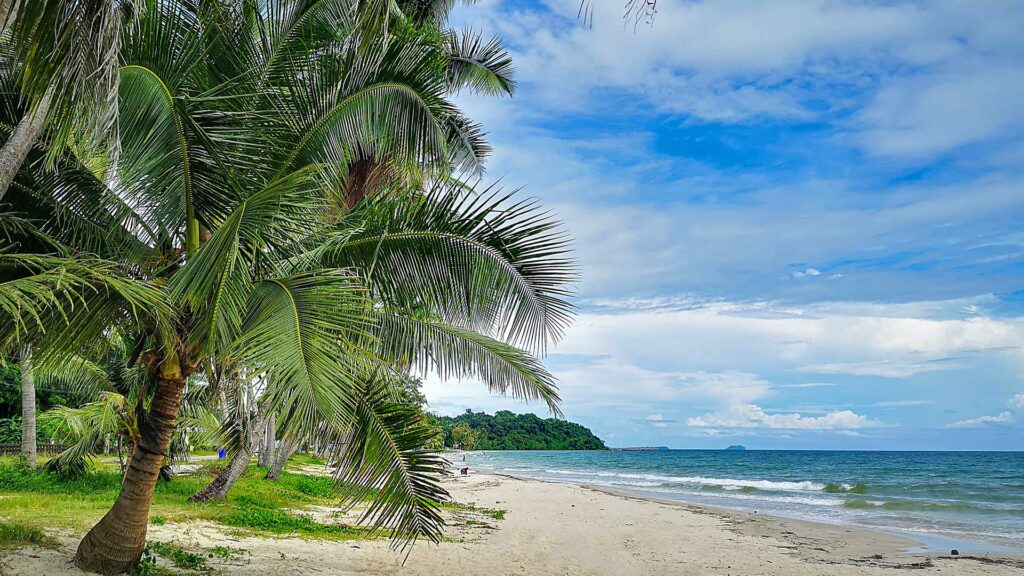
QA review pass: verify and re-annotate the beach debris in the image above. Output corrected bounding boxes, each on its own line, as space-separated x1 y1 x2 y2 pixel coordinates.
950 549 959 556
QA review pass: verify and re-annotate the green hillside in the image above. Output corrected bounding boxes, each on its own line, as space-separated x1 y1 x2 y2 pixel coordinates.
432 410 606 450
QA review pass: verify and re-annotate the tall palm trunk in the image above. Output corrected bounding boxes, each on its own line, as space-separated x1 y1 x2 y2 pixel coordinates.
19 346 35 468
265 439 298 480
0 91 50 202
258 412 275 467
74 360 187 575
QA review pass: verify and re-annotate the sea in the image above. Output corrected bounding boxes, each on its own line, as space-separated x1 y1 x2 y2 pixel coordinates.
463 450 1024 553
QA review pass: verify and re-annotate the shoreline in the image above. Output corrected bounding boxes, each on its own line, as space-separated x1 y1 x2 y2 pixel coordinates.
5 470 1023 575
483 471 1020 563
458 451 1024 556
582 481 1022 556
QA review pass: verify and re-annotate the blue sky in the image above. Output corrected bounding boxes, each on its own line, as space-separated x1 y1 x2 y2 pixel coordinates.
423 0 1024 450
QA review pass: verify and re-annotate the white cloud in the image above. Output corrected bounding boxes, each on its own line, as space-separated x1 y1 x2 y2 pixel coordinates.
944 393 1024 428
856 65 1024 157
420 297 1024 444
946 411 1015 429
798 361 953 378
556 300 1024 379
792 268 822 278
644 413 679 428
457 0 1024 160
687 403 882 430
1009 393 1024 412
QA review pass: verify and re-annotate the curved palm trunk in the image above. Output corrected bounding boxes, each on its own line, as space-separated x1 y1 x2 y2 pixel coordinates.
265 439 298 480
0 91 51 202
19 346 35 468
74 365 187 575
189 445 252 501
189 408 266 502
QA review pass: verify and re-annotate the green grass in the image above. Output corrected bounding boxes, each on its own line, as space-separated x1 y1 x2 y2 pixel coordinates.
441 500 507 520
139 541 251 575
149 541 213 573
287 453 326 467
0 455 374 542
0 520 55 549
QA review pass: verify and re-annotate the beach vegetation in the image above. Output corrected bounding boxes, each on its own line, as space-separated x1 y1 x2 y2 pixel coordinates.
148 541 214 574
0 520 56 550
0 456 375 540
0 0 573 573
442 501 508 520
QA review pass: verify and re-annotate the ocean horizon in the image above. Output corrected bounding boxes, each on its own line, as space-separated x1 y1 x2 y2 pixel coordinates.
464 449 1024 553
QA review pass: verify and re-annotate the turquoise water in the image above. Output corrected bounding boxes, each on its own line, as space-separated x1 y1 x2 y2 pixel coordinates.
464 450 1024 551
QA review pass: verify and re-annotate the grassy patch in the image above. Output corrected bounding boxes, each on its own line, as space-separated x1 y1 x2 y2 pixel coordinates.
208 545 248 561
287 453 325 467
221 506 365 539
0 520 55 549
221 493 369 540
441 501 507 520
149 541 212 574
140 541 250 575
0 458 371 540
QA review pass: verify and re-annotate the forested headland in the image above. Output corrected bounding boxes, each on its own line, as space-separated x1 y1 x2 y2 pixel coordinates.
431 410 606 450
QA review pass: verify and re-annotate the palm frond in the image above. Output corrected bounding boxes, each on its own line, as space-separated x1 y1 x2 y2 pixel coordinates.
170 168 326 353
315 182 577 353
0 252 174 355
233 271 374 441
335 375 448 548
445 29 514 96
41 391 135 477
376 309 561 414
8 0 128 159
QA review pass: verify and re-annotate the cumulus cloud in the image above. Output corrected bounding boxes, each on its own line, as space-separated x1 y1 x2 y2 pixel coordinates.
946 411 1015 429
687 404 882 430
555 300 1024 379
945 393 1024 428
1009 393 1024 412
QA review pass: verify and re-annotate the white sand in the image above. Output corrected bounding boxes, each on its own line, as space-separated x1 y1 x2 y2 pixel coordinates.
3 472 1021 575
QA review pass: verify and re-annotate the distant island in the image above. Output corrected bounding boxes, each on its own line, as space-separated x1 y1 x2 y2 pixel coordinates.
432 410 606 450
725 445 747 451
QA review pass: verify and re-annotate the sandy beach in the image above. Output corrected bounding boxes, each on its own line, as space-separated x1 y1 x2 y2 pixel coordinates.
3 471 1021 575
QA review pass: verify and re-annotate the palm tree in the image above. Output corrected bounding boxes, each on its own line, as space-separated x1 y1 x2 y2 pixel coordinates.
0 0 124 201
36 331 222 477
0 2 573 574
